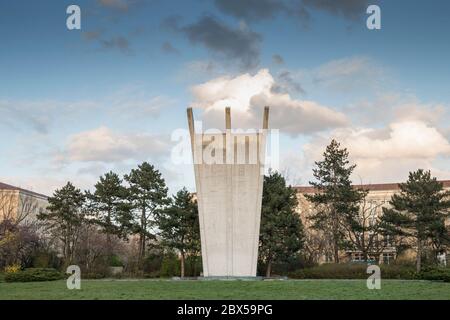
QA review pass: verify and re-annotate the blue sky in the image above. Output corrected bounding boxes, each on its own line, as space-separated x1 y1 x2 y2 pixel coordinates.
1 0 450 195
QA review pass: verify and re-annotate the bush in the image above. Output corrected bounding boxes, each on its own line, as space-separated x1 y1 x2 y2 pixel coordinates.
289 263 367 279
185 255 202 277
108 255 124 267
83 272 109 279
4 264 21 274
288 263 417 280
142 251 164 274
160 252 180 277
258 256 315 276
32 250 62 269
380 264 417 280
419 268 450 282
4 268 64 282
144 271 161 278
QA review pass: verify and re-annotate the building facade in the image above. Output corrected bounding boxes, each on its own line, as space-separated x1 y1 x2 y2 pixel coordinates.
295 180 450 264
0 182 48 224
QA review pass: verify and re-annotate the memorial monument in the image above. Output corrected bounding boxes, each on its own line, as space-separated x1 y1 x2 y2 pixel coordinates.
187 106 269 277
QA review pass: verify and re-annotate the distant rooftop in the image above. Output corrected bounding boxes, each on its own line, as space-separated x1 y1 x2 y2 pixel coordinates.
294 180 450 194
0 182 48 199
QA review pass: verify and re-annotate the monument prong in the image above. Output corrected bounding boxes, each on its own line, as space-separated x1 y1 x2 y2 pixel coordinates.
263 106 269 130
225 107 231 130
187 107 195 152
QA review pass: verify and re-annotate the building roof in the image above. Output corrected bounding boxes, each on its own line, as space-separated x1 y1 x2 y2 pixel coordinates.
0 182 48 199
294 180 450 194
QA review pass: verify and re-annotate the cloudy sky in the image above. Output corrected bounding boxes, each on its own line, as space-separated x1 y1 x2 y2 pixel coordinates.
1 0 450 195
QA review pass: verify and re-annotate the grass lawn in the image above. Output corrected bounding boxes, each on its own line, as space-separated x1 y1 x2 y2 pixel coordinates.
0 279 449 300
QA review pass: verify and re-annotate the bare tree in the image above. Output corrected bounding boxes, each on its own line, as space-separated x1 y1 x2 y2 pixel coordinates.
1 192 35 222
341 196 390 262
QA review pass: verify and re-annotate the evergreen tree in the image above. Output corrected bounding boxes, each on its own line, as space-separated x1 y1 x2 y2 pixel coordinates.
124 162 169 263
305 139 366 263
86 171 132 257
38 182 85 265
381 169 450 272
158 188 200 278
259 171 304 277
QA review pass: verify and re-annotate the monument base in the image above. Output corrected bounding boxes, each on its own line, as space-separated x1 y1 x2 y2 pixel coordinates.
199 276 263 281
171 276 288 281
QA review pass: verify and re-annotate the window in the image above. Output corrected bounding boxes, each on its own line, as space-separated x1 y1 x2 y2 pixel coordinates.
352 252 364 262
383 235 393 247
382 253 395 264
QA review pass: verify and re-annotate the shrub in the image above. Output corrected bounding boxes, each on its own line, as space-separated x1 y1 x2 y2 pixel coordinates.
108 255 124 267
380 264 417 280
142 251 164 274
160 252 180 277
288 263 417 280
258 256 315 276
32 250 62 269
185 255 202 277
4 268 64 282
289 263 367 279
419 268 450 282
83 272 109 279
4 264 21 274
144 271 161 278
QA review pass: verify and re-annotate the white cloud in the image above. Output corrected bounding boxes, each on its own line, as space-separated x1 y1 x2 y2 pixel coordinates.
299 121 450 184
346 93 449 128
57 126 171 164
190 68 348 135
341 121 450 160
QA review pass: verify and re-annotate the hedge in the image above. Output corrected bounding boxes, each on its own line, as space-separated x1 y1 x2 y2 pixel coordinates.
419 268 450 282
288 263 417 280
4 268 64 283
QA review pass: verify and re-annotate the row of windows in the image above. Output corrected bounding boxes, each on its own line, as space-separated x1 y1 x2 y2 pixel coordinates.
351 252 395 264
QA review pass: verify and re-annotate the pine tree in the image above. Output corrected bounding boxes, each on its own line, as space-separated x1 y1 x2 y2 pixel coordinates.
38 182 85 265
124 162 169 263
306 139 366 263
381 169 450 272
259 171 304 277
158 188 200 278
87 171 132 258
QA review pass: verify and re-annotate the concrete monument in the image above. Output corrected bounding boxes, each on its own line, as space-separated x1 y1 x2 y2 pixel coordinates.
187 107 269 277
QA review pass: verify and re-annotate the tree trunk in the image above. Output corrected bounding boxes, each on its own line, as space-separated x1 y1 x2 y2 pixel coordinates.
180 252 185 278
193 255 197 277
141 233 146 258
416 238 422 273
138 232 146 262
266 260 272 278
334 239 340 263
332 208 340 264
363 250 368 262
138 207 146 264
106 210 112 258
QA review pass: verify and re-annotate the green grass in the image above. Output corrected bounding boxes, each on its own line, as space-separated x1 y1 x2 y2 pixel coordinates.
0 279 449 300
